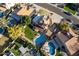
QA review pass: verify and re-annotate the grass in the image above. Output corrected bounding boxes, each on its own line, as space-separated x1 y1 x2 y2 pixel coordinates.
15 42 21 48
64 5 76 15
5 46 21 56
11 43 21 56
11 49 21 56
24 26 37 40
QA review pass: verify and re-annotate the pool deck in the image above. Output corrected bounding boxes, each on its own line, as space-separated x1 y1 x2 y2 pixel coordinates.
41 41 56 56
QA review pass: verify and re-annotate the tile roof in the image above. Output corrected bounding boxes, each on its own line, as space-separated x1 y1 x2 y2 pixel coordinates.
17 6 34 16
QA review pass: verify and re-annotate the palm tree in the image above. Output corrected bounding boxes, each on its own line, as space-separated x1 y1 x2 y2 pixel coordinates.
7 25 23 40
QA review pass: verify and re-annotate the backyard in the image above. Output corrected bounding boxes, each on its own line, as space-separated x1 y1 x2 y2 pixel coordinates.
16 38 35 48
24 26 37 40
11 42 21 56
5 42 21 56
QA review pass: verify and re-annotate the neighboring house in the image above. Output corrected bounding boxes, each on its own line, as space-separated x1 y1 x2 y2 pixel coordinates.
0 34 9 53
17 6 35 16
65 37 79 56
54 27 79 55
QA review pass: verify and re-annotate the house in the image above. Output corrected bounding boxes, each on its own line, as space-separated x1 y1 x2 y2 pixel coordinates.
54 27 79 55
65 37 79 55
17 5 35 16
0 34 9 53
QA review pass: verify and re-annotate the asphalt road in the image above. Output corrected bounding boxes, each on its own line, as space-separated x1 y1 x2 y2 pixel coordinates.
35 3 79 24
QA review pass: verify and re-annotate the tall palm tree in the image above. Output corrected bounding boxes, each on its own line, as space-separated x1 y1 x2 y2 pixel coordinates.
7 25 23 40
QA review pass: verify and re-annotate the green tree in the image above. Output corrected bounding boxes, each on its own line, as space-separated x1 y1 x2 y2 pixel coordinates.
24 16 31 25
58 23 70 31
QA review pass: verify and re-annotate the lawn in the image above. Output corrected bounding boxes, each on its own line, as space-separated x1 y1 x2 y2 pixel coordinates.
11 49 21 56
64 5 76 15
24 26 37 40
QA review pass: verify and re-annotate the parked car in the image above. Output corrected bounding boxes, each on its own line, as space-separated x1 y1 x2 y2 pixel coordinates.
57 4 65 8
63 11 72 16
77 13 79 16
66 19 73 24
72 24 79 30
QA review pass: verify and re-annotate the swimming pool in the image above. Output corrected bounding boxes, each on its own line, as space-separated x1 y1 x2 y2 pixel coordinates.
48 42 55 55
0 12 4 17
35 34 47 48
0 27 4 34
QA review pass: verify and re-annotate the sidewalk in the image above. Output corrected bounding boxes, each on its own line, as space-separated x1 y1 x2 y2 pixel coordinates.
49 3 79 21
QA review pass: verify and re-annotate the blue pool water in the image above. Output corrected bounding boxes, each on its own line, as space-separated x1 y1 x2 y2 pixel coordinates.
48 42 55 55
0 28 4 34
35 34 47 47
0 12 4 17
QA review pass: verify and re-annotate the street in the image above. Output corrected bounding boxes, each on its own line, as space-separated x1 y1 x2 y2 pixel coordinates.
35 3 79 24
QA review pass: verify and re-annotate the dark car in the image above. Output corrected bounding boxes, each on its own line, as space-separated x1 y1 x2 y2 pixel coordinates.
57 4 65 8
63 11 72 16
72 24 79 30
66 19 73 24
77 13 79 16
